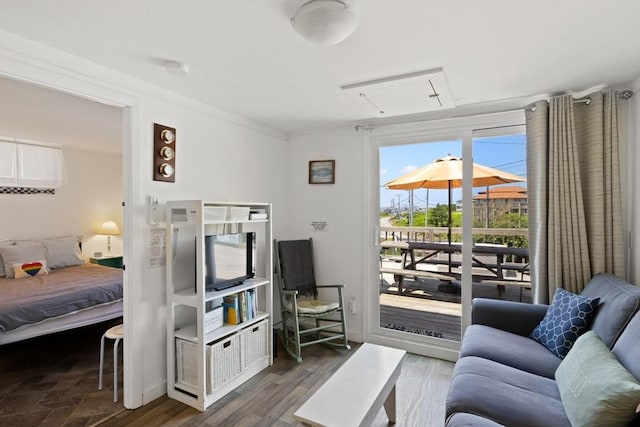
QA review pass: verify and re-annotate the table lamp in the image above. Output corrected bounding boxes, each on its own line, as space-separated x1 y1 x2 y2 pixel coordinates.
99 220 121 254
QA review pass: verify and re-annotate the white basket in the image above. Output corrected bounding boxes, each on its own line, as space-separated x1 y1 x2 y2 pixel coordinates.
241 319 269 370
227 206 250 221
207 334 241 393
175 338 198 394
204 206 227 222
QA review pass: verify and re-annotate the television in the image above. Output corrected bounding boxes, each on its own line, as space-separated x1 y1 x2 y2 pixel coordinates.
205 232 255 291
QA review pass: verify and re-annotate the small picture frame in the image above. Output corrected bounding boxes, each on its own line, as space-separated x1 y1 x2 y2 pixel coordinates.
309 160 335 184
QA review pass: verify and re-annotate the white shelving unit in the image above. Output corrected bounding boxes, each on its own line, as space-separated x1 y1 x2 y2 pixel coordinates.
166 200 273 411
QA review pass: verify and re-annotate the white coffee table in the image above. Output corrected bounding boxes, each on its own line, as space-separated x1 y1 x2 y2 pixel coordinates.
294 343 407 426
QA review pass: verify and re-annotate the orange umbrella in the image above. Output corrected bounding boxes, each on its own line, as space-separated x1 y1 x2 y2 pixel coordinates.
384 155 525 190
385 155 525 270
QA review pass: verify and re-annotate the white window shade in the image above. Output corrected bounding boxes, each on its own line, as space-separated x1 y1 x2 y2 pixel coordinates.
0 137 67 189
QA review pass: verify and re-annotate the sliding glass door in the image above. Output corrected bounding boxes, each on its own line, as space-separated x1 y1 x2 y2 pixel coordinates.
366 113 526 360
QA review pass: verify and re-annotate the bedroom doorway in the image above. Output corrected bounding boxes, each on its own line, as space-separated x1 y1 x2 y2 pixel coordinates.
0 75 129 416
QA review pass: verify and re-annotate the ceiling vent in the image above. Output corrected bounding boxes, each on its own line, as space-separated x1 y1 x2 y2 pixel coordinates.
341 68 455 118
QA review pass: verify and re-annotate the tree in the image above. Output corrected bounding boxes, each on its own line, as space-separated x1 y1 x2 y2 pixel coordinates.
428 204 456 227
492 213 528 229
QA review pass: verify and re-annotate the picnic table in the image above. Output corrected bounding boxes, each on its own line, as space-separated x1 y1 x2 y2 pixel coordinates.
380 240 530 297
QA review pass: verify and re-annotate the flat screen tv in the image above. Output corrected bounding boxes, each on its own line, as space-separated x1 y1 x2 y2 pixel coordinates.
205 232 255 292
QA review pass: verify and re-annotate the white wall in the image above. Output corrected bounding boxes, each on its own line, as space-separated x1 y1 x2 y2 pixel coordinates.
0 145 123 256
285 129 365 341
132 103 288 402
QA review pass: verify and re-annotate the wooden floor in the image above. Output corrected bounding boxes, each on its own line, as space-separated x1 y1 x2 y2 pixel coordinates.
0 318 124 427
97 343 454 427
2 273 519 426
379 275 532 341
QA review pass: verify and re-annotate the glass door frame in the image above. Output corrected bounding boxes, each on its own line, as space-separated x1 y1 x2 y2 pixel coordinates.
363 111 525 361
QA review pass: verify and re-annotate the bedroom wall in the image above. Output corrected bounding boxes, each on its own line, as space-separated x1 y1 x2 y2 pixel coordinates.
0 146 123 257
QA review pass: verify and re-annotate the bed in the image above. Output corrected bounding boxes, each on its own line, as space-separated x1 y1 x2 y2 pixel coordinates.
0 236 123 345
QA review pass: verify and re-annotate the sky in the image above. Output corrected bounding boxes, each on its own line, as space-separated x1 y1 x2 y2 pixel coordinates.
379 134 527 210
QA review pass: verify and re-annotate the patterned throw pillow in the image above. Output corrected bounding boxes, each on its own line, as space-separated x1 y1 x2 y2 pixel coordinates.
530 288 599 358
12 259 49 279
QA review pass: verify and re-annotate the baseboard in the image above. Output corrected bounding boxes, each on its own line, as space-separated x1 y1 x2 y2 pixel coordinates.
143 381 167 405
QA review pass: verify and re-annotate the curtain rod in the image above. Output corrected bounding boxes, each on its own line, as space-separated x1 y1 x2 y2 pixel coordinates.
528 89 634 112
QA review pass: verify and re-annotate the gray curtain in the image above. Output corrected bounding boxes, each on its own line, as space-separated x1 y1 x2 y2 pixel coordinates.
525 90 625 303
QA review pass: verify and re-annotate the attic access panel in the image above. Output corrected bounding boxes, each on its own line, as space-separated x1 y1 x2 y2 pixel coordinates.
341 69 455 118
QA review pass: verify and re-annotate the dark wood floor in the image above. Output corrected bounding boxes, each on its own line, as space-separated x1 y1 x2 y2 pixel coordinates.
1 284 485 427
0 318 124 427
379 275 532 341
97 342 454 427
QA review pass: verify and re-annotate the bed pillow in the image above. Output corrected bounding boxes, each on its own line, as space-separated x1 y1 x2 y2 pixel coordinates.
0 243 47 279
43 236 84 269
555 330 640 427
530 288 599 358
0 240 15 278
12 259 49 278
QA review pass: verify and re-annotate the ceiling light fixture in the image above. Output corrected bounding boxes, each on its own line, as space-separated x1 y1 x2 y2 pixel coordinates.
291 0 357 46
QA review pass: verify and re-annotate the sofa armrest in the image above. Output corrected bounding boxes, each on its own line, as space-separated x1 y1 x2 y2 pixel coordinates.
472 298 549 336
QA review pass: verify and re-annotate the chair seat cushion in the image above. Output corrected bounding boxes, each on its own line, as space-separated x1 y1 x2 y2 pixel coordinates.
460 324 561 378
446 412 506 427
446 356 570 427
295 299 339 315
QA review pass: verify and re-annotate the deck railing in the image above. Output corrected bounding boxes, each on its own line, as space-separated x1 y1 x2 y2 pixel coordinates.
380 226 529 243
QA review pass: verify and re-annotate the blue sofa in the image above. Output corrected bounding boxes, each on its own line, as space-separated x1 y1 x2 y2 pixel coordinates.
445 273 640 427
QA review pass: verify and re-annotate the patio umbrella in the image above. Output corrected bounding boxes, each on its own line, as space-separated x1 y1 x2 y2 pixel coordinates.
385 155 525 270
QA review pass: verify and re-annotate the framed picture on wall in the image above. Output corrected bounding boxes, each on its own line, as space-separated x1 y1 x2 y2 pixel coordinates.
309 160 335 184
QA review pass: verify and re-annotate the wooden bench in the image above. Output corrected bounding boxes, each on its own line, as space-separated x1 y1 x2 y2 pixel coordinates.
294 343 407 426
379 267 453 294
480 279 531 301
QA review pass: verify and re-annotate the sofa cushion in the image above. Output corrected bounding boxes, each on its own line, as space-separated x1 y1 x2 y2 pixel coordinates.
556 331 640 427
529 288 599 358
446 356 570 427
582 273 640 348
460 324 561 378
446 412 505 427
613 312 640 381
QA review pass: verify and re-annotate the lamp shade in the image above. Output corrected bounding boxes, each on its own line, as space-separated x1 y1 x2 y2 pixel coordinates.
291 0 357 46
99 221 121 236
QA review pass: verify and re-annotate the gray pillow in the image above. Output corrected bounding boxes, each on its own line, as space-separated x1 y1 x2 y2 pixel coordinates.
0 243 48 279
0 240 15 277
43 236 84 269
555 330 640 427
581 273 640 348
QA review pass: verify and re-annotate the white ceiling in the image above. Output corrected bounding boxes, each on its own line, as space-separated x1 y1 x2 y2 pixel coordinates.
1 0 640 136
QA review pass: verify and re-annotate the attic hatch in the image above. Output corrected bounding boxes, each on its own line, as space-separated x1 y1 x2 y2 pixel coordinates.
341 69 455 118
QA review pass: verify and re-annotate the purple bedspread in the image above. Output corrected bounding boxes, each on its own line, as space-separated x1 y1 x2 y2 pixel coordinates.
0 263 123 331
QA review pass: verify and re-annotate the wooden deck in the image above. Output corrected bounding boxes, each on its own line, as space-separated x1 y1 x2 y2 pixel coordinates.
378 275 532 342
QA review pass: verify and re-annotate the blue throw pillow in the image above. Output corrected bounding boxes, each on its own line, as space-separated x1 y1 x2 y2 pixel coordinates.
530 288 599 358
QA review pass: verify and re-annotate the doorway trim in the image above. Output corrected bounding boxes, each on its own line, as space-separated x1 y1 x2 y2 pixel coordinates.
0 36 142 408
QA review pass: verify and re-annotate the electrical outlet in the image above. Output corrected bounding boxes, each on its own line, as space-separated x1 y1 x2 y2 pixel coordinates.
348 297 356 314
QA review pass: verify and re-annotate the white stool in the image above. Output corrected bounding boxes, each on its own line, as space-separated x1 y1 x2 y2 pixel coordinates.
99 324 124 402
